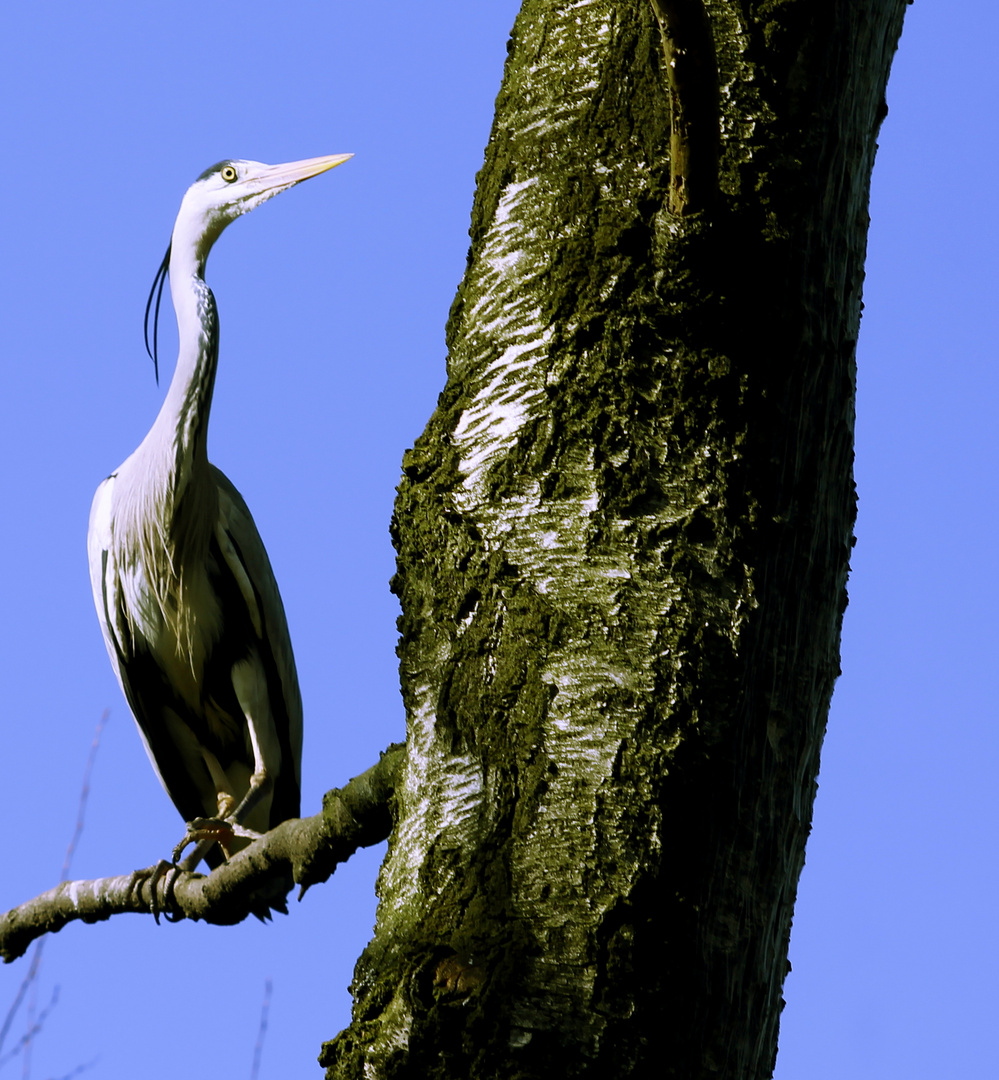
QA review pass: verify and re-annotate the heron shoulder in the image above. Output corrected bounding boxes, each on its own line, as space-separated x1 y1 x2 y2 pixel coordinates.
87 473 128 674
87 474 115 581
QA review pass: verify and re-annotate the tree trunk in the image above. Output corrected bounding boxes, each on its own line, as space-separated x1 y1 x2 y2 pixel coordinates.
321 2 907 1076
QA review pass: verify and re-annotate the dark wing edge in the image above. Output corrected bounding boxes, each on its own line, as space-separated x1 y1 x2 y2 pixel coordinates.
211 465 304 823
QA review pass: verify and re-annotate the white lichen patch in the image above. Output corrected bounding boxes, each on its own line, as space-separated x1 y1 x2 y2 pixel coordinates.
377 666 483 919
452 171 552 505
435 752 485 838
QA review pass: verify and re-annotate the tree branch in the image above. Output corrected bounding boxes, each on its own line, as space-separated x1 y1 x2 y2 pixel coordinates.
0 744 405 964
650 0 719 213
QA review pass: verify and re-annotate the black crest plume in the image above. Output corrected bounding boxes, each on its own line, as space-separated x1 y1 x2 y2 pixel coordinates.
143 244 172 385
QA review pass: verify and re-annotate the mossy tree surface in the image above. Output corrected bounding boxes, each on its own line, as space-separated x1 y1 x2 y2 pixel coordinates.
323 2 906 1077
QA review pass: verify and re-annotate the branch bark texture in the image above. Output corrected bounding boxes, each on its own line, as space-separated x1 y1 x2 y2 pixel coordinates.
1 746 404 964
325 2 907 1077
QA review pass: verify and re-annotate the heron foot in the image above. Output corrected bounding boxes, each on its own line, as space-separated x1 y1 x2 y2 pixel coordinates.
172 816 264 865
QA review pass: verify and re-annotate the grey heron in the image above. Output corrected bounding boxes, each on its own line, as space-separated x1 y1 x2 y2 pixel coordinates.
88 154 351 871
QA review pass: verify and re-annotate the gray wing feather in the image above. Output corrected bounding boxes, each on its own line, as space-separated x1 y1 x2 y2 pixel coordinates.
210 465 303 787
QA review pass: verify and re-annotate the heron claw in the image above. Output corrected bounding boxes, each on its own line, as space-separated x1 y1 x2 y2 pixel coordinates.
128 860 181 924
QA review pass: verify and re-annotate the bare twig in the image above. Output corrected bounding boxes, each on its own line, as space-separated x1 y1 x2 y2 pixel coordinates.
249 978 272 1080
0 947 41 1062
49 1060 97 1080
1 744 405 964
1 711 110 1073
60 711 109 884
0 987 57 1072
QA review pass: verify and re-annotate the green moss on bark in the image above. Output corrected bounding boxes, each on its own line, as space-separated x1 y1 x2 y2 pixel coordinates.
322 2 907 1077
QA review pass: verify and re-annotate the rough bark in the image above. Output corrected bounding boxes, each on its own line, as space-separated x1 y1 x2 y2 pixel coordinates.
322 2 907 1077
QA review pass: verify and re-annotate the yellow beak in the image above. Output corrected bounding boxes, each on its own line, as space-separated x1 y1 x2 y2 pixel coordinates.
247 152 356 198
251 153 354 192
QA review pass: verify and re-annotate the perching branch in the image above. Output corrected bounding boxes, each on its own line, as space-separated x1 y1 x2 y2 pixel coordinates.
650 0 719 213
0 744 404 964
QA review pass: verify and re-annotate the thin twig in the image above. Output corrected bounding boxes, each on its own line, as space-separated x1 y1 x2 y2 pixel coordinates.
60 711 110 884
0 987 57 1072
0 948 41 1061
249 978 272 1080
1 711 110 1072
49 1060 97 1080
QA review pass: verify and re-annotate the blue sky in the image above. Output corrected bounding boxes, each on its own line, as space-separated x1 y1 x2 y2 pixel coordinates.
0 3 994 1077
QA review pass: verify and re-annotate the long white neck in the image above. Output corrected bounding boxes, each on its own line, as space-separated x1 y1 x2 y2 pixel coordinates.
145 211 222 487
111 232 221 625
121 209 223 577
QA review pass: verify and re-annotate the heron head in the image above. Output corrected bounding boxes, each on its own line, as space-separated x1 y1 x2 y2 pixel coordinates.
175 154 353 264
145 154 351 381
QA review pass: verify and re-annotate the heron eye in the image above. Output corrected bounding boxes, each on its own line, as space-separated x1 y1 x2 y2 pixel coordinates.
221 165 238 183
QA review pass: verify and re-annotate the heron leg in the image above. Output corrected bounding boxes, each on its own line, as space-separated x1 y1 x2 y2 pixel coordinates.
230 655 281 831
229 767 274 826
171 749 248 866
171 653 279 866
